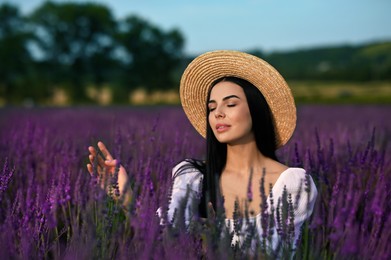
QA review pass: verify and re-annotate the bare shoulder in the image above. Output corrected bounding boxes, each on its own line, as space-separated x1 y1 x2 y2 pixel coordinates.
265 158 289 175
259 158 290 190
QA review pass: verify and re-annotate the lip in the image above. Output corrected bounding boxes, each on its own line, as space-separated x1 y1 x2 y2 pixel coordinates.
215 123 230 133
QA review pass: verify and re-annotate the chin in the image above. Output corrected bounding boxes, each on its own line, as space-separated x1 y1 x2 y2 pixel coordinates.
216 136 236 144
216 133 255 145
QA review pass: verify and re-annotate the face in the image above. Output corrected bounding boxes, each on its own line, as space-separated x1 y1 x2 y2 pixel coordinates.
208 81 254 145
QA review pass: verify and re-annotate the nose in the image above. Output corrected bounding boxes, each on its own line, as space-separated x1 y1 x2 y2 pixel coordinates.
214 107 225 118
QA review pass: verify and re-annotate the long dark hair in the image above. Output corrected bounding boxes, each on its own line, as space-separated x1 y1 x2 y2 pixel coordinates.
177 77 278 217
198 76 278 217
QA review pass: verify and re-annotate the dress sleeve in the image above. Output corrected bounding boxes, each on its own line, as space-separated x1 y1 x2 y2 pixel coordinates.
264 168 318 253
286 169 317 244
157 160 203 226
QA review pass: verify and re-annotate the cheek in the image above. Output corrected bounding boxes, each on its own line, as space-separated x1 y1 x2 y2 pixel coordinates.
236 109 252 130
208 113 216 132
208 113 214 125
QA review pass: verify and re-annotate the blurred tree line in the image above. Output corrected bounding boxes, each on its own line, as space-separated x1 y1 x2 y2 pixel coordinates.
250 42 391 82
0 2 185 104
0 2 390 105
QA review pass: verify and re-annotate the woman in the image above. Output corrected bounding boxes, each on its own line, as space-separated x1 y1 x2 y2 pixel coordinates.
87 50 317 255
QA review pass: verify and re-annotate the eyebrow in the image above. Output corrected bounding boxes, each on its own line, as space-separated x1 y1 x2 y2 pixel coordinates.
208 95 240 104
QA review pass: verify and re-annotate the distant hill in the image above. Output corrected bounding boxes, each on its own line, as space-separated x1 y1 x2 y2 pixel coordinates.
246 41 391 81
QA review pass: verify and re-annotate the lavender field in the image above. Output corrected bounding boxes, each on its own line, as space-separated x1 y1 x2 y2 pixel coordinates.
0 105 390 259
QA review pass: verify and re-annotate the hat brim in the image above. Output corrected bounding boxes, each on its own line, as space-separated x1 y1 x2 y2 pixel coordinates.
180 50 296 148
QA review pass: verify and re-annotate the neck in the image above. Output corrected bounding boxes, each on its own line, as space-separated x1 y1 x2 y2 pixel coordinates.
224 140 267 175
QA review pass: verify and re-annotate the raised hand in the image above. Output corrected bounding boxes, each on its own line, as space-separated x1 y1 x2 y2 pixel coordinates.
87 141 129 200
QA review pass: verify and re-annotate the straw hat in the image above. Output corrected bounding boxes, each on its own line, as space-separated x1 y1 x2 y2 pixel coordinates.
180 50 296 148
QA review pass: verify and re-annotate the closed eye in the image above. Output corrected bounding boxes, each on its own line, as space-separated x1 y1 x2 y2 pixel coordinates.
227 104 236 107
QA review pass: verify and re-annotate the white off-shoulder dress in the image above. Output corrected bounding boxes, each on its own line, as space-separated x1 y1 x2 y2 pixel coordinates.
159 160 318 253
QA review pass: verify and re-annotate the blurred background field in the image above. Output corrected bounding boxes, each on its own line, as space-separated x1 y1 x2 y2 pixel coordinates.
290 81 391 104
0 1 390 106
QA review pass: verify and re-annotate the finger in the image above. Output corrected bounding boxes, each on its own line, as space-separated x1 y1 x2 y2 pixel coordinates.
89 146 104 163
89 146 106 167
208 202 216 219
87 164 93 176
88 146 96 156
98 141 114 160
105 159 118 168
88 146 96 163
89 154 105 172
88 154 94 164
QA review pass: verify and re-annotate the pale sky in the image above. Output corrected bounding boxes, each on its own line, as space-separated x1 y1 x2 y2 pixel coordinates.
3 0 391 55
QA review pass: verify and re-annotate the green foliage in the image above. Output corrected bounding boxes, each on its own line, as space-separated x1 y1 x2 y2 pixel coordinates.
116 16 184 92
250 41 391 81
29 1 118 102
0 3 34 100
0 2 185 104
